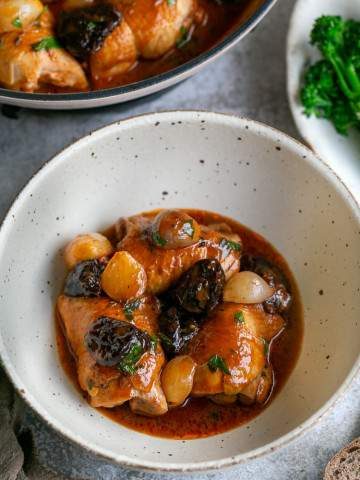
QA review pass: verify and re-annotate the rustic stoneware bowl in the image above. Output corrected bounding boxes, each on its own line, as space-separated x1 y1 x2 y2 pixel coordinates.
0 111 359 473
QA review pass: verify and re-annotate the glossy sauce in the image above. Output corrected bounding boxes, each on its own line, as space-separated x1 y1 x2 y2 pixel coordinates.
56 209 303 439
44 0 264 92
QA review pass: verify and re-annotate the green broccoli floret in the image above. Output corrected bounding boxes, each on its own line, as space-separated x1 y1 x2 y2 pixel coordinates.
301 60 359 134
344 20 360 70
331 99 360 135
311 16 360 111
301 60 337 118
301 15 360 135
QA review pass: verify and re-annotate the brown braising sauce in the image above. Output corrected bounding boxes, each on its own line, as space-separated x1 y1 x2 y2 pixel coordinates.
56 209 303 439
44 0 264 92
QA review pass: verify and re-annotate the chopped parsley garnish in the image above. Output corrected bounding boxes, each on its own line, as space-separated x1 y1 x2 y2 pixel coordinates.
207 354 230 375
86 379 94 390
167 0 176 5
181 220 194 238
12 17 22 28
32 36 61 52
220 238 241 251
234 311 245 324
152 230 167 247
220 238 242 259
123 298 141 321
262 338 269 357
150 334 158 351
117 343 143 375
86 20 98 31
176 26 190 49
158 332 172 348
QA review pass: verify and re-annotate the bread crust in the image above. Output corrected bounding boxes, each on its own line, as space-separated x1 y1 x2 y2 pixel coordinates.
324 438 360 480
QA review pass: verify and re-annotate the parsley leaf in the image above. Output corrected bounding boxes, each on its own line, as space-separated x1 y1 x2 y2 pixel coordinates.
32 36 61 52
86 20 98 31
158 332 172 348
220 238 242 259
176 26 190 49
234 311 245 324
86 378 95 390
12 17 22 28
152 230 167 247
181 220 194 238
123 298 141 321
150 334 158 351
117 343 143 375
262 338 269 357
167 0 176 5
207 355 230 375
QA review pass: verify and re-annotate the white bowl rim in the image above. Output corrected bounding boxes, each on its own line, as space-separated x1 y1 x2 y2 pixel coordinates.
0 110 359 473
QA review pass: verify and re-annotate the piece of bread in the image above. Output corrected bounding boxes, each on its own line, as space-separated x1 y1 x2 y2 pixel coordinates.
324 438 360 480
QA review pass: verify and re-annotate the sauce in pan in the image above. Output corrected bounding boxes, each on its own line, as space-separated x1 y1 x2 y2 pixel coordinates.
56 209 303 439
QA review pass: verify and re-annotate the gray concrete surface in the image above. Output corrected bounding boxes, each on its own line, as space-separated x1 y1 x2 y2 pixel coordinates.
0 0 359 478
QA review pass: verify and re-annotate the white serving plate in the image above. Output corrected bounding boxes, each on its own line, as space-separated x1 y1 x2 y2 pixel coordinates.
287 0 360 201
0 111 359 473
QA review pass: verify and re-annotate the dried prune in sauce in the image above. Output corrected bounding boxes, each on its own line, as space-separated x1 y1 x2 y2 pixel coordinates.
263 286 292 314
241 255 292 314
85 317 151 367
57 4 122 59
158 306 199 356
64 259 104 297
172 259 225 314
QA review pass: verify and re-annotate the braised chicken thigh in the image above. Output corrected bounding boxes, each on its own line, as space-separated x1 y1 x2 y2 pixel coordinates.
0 3 87 91
57 294 166 412
115 211 241 294
187 303 284 401
56 208 302 438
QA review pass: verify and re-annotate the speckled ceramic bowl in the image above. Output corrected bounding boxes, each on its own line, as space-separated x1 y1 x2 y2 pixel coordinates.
0 111 359 472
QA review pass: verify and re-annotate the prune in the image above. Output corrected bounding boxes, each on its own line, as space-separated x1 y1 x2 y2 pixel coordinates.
263 286 292 314
57 4 122 59
64 259 104 297
241 255 292 314
171 259 225 314
85 316 151 368
158 306 199 356
241 255 286 287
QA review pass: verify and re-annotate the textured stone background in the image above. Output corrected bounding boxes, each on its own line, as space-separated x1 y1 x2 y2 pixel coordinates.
0 0 359 478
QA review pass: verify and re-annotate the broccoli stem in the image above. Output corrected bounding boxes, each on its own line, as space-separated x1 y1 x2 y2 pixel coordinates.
346 63 360 96
326 54 360 102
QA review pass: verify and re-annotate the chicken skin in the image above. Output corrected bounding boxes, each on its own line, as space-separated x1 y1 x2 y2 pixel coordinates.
90 0 199 86
57 294 166 412
117 0 196 59
0 6 87 91
187 303 284 400
0 0 201 91
115 214 241 295
90 18 137 85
